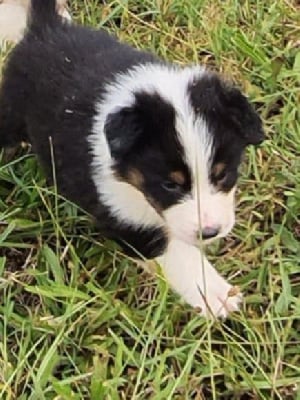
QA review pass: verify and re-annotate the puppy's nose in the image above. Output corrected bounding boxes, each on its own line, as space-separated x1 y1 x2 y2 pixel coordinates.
201 226 220 240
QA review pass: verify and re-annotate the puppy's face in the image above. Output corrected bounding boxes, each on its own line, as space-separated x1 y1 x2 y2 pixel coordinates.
104 71 264 246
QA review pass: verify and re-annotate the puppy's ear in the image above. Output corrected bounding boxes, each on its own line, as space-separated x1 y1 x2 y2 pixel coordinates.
104 92 176 159
189 74 265 146
226 86 265 146
104 106 141 159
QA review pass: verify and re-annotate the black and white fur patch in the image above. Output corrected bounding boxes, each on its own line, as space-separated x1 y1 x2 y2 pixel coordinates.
0 0 265 318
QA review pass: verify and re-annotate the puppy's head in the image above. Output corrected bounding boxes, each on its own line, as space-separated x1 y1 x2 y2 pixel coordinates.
102 67 264 246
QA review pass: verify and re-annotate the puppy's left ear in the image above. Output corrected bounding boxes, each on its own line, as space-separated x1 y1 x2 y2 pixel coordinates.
218 84 265 146
236 93 265 146
189 74 265 146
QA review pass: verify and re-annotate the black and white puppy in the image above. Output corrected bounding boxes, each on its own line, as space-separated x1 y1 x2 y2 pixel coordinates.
0 0 265 317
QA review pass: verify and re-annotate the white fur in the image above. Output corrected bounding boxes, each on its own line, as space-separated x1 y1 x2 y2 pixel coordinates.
157 238 242 318
164 189 236 245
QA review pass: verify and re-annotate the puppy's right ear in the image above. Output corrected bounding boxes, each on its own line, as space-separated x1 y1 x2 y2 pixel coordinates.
104 107 141 159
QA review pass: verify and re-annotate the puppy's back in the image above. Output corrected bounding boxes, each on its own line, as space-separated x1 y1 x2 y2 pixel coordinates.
0 0 156 214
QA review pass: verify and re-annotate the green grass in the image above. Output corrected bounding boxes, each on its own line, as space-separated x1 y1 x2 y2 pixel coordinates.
0 0 300 398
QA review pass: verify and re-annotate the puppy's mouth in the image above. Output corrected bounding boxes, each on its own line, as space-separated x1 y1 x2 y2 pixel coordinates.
197 236 219 246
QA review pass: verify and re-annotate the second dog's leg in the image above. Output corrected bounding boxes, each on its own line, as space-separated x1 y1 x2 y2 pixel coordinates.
156 238 242 318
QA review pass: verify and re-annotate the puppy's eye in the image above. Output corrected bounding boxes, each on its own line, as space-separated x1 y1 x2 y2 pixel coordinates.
161 181 183 193
215 170 227 182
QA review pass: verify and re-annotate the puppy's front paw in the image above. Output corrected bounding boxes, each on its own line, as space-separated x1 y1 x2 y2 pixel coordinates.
157 239 243 319
194 281 243 318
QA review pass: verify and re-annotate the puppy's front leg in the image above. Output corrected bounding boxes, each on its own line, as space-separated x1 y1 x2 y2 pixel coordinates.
156 239 242 318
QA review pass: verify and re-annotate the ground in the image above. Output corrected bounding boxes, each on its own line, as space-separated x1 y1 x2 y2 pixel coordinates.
0 0 300 399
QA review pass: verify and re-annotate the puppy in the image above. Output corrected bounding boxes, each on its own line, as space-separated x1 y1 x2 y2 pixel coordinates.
0 0 71 44
0 0 265 317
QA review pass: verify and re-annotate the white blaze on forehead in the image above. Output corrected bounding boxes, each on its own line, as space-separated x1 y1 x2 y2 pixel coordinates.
175 113 213 193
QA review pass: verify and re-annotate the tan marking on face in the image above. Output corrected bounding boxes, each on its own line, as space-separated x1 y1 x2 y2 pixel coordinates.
126 168 144 189
116 168 165 215
170 170 185 185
